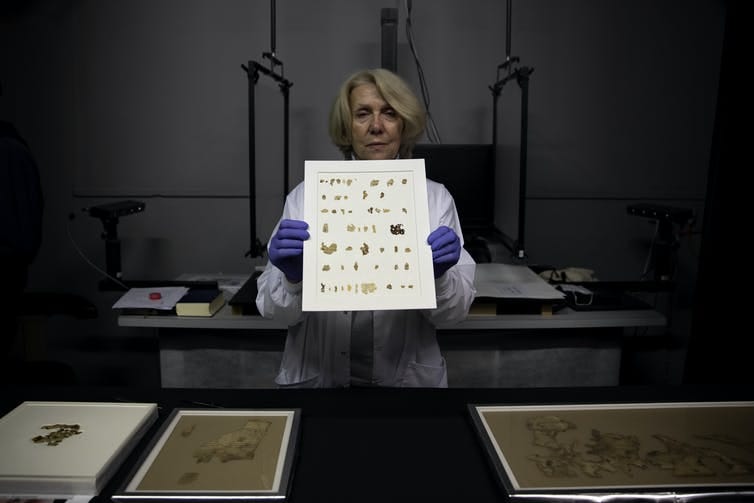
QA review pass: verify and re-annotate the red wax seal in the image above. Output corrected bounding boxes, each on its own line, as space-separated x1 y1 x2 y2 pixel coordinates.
149 292 162 300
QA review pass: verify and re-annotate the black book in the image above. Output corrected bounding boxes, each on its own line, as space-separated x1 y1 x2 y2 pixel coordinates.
228 271 262 315
175 288 225 317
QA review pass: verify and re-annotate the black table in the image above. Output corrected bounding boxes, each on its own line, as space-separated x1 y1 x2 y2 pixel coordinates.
2 385 752 503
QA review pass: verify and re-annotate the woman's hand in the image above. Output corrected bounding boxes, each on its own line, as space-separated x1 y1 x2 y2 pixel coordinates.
427 226 461 279
268 219 310 283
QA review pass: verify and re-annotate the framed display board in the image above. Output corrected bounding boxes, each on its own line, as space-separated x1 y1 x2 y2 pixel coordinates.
469 402 754 501
114 408 301 502
302 159 436 312
0 401 158 498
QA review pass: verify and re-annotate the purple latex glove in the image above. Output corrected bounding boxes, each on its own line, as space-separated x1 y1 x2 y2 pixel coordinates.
268 219 310 283
427 226 461 279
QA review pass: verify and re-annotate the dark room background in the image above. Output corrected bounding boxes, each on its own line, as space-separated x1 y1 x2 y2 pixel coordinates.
1 0 727 386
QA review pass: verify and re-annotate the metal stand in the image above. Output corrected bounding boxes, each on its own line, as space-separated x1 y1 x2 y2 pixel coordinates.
653 221 679 282
240 0 293 259
489 0 533 261
89 209 215 291
627 203 694 283
101 216 122 285
84 200 145 291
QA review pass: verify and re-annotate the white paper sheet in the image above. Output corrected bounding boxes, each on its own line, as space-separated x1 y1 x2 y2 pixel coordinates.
111 287 189 310
302 159 436 311
474 263 565 300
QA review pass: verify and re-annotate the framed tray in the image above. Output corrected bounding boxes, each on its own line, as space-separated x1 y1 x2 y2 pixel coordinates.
113 408 301 501
469 401 754 502
0 401 158 498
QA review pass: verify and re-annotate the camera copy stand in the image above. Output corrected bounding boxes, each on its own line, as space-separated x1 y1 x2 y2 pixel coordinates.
627 203 695 282
233 0 293 314
240 0 292 260
87 200 144 291
87 201 217 291
489 0 533 262
100 215 123 288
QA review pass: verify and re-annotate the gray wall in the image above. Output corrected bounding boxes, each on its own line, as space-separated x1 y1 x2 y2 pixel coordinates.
1 0 725 385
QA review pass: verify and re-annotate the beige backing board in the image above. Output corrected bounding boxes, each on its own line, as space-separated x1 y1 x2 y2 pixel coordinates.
469 401 754 500
303 159 436 312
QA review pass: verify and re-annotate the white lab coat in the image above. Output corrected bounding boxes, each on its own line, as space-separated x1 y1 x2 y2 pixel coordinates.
256 178 476 388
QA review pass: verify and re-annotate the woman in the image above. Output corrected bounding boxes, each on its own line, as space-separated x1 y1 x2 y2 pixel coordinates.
256 68 476 388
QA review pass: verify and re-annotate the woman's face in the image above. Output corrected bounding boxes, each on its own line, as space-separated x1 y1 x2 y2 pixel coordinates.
349 83 403 160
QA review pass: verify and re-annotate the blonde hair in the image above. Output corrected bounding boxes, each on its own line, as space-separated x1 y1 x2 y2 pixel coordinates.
328 68 426 159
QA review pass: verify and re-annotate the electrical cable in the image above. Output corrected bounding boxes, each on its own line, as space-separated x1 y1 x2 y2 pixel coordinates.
404 0 441 143
67 212 129 290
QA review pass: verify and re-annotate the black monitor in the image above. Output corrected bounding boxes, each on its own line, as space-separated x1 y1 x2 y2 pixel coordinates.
413 143 495 232
413 144 501 262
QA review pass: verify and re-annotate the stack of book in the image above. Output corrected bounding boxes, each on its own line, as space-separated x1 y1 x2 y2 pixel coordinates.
471 263 566 315
175 287 225 317
113 285 225 317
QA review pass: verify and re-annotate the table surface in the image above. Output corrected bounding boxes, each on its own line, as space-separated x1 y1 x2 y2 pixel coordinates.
2 385 752 503
118 303 667 331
